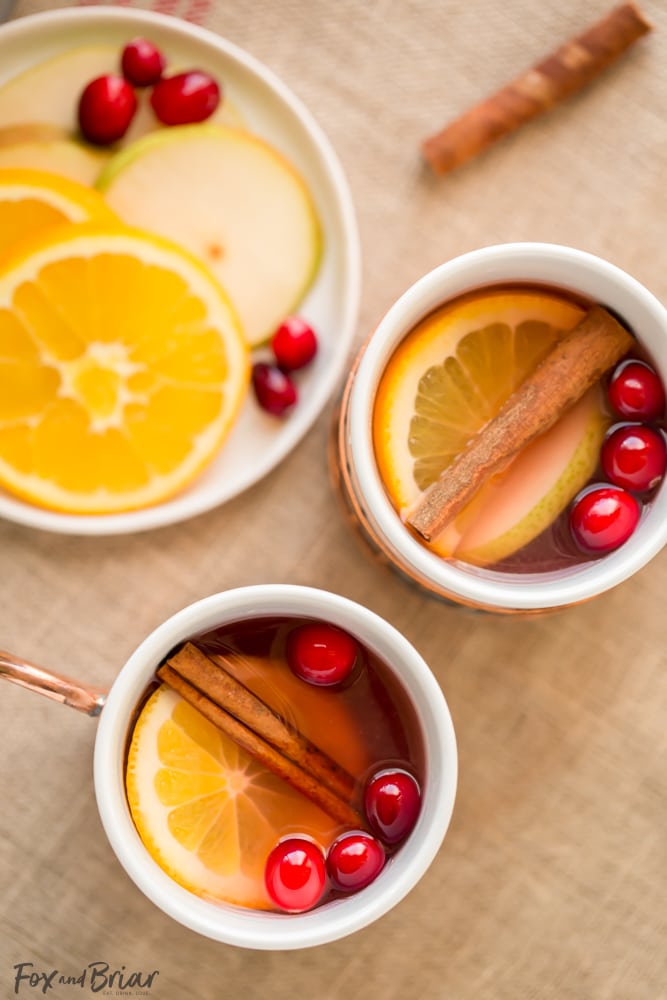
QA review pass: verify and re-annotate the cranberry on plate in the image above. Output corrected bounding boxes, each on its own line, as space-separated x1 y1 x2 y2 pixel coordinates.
150 70 220 125
78 75 137 145
251 362 298 416
272 316 318 372
121 38 166 87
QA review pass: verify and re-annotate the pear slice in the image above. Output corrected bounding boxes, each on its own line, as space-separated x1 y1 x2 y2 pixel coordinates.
0 123 65 146
431 387 610 566
0 45 244 144
0 47 114 133
97 124 322 346
0 124 108 185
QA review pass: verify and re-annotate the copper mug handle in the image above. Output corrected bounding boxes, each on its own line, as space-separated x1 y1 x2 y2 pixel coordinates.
0 649 107 716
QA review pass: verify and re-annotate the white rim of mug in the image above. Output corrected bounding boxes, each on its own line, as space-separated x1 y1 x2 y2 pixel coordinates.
348 243 667 611
94 585 458 950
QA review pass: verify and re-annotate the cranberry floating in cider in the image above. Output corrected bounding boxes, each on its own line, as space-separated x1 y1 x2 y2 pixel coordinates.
570 485 641 554
365 769 422 845
287 622 359 686
600 424 667 493
326 832 385 892
265 838 327 913
608 360 666 421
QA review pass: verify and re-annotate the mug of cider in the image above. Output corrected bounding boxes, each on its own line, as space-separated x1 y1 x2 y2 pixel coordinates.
0 585 457 950
333 243 667 613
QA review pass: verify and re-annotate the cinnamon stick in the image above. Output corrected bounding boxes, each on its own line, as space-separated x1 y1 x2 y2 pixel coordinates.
407 306 633 542
167 642 355 801
157 644 364 829
422 3 651 175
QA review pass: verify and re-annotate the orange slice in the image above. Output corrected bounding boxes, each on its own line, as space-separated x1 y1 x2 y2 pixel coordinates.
0 167 114 257
373 287 609 564
0 222 249 513
126 683 343 909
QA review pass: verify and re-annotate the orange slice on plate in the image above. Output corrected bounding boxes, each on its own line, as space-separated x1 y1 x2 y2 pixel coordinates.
373 288 610 565
0 222 249 514
0 167 114 257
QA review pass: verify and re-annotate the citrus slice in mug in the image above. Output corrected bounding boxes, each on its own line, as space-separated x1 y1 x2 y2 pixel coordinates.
0 167 114 257
373 287 610 565
0 222 249 514
126 683 344 909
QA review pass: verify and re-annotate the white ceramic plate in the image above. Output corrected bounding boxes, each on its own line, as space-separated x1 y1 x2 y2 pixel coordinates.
0 6 361 535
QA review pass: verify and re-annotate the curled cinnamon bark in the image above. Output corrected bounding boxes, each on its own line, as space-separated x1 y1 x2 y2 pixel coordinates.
422 4 652 176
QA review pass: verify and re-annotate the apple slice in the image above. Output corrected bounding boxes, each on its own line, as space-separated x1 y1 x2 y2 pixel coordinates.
97 124 321 345
0 45 244 143
430 387 610 566
0 124 108 186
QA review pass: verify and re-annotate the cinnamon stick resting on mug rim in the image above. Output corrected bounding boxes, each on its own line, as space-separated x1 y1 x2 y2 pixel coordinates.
407 306 633 542
422 3 652 176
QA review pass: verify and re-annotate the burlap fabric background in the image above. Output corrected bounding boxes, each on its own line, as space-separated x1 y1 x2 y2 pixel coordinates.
1 1 665 997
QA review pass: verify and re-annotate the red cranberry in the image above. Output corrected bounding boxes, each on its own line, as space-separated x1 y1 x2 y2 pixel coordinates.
326 832 385 892
569 485 641 553
272 316 318 371
78 75 137 145
286 622 359 687
252 362 297 416
264 837 326 913
121 37 166 87
364 769 421 845
150 71 220 125
608 360 665 421
601 424 667 492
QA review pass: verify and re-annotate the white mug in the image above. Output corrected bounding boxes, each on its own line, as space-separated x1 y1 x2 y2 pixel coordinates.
333 243 667 613
0 584 457 950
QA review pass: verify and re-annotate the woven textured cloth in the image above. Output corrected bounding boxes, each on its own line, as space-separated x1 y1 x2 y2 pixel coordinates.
0 2 665 997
